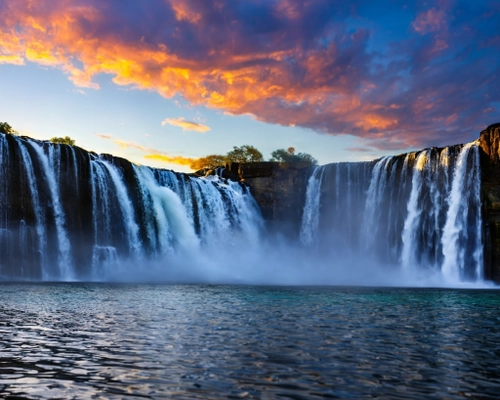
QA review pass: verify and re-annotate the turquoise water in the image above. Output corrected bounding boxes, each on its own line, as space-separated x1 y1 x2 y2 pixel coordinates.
1 284 499 399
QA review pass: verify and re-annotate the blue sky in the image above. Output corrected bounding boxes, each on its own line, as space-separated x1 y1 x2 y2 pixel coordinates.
0 62 377 171
0 0 498 172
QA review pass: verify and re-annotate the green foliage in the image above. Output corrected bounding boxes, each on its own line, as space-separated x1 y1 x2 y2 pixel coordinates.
270 147 317 164
50 136 76 146
226 145 264 163
0 122 18 135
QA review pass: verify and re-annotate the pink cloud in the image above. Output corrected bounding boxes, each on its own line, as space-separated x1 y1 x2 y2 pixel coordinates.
412 8 447 35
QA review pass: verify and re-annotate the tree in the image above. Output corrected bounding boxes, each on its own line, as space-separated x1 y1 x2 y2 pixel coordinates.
270 147 317 164
0 122 18 135
190 154 227 171
226 145 263 163
50 136 75 146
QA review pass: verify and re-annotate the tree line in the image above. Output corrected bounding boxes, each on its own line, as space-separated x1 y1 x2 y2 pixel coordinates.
1 121 75 145
190 145 317 170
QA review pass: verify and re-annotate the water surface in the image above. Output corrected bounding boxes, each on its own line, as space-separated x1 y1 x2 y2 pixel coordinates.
1 284 499 399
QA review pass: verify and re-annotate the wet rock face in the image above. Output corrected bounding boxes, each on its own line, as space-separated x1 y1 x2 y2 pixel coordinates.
479 123 500 282
227 162 313 237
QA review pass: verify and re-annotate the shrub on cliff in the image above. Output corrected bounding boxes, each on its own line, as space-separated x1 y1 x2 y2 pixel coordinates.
270 147 317 164
50 136 76 146
0 122 19 135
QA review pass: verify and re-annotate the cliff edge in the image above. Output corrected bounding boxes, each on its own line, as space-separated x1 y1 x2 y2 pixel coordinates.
224 161 313 236
479 123 500 282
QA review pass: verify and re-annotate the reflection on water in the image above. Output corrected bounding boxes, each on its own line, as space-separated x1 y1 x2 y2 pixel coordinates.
1 284 499 399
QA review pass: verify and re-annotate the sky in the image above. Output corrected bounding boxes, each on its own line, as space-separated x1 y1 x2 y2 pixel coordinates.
0 0 499 172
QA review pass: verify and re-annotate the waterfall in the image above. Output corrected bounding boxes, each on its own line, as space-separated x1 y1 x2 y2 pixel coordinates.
0 134 264 281
441 142 483 282
300 142 484 283
14 140 49 278
30 142 74 280
401 150 429 270
362 156 392 252
300 166 325 246
101 160 143 259
0 132 488 284
134 166 199 254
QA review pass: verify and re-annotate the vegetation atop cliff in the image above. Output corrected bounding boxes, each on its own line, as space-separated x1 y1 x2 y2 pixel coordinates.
50 136 76 146
191 144 316 171
190 145 263 170
1 122 76 146
0 122 18 135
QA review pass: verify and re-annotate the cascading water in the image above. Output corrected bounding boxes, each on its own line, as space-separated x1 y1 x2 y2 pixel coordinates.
0 133 488 284
441 142 483 282
30 142 75 280
0 134 262 281
299 167 325 246
300 141 484 284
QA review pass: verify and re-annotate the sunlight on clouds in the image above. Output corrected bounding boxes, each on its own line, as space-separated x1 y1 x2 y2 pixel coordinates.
0 0 404 147
0 54 24 65
0 0 497 150
95 133 195 168
168 0 202 23
95 133 112 139
144 153 194 166
162 118 210 133
0 32 25 65
354 115 398 131
114 139 151 152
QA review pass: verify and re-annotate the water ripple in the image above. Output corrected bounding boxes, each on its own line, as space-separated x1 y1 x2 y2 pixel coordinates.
0 284 499 399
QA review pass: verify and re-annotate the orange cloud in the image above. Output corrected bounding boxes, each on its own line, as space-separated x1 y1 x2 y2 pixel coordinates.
0 31 25 65
113 139 150 152
144 154 195 167
162 117 210 133
95 133 112 139
168 0 202 23
0 0 395 143
95 134 196 168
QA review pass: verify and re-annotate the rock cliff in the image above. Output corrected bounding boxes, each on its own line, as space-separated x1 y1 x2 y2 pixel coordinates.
479 123 500 282
224 161 313 237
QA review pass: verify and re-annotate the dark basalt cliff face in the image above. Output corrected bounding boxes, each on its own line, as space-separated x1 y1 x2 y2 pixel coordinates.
479 123 500 282
223 162 313 236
